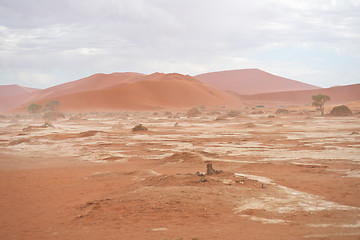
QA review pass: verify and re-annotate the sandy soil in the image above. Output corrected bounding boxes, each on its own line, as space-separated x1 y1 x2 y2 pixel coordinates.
0 108 359 240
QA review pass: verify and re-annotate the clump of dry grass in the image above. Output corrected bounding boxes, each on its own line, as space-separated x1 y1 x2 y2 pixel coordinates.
43 111 65 121
227 110 240 117
276 108 289 115
186 106 201 117
215 115 226 121
245 122 256 128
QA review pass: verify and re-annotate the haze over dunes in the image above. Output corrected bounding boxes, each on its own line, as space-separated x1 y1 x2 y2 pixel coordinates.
1 69 359 113
195 69 321 95
0 84 39 97
237 83 360 106
0 85 40 112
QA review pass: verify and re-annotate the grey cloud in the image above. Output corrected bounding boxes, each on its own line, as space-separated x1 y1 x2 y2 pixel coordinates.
0 0 359 88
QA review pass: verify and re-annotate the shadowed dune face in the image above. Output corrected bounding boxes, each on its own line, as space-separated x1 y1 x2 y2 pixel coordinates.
195 69 321 95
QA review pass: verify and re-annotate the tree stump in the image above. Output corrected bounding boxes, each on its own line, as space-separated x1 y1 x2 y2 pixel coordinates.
206 163 216 175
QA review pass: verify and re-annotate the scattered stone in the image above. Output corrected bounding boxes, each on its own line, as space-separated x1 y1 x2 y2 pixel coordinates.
195 172 205 177
200 177 207 183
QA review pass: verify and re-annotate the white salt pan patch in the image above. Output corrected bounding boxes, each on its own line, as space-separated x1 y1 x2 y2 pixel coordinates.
238 215 288 224
152 228 168 231
307 221 360 228
234 173 358 214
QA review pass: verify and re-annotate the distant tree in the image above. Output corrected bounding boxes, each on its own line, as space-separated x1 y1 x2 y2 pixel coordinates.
27 103 42 114
45 99 60 111
312 94 330 116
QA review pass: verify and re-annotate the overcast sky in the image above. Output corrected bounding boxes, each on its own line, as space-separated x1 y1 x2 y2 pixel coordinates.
1 0 359 89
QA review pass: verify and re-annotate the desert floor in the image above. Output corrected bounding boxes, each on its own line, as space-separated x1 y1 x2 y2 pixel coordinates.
0 109 359 240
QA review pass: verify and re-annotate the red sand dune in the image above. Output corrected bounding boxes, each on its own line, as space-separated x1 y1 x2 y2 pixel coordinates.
12 73 241 112
237 83 360 106
31 72 146 100
0 73 145 113
195 69 321 95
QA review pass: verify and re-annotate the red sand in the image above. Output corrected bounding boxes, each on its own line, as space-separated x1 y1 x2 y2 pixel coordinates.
1 111 359 240
195 69 321 95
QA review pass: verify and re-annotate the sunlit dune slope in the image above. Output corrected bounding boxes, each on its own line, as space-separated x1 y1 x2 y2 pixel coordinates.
12 73 241 112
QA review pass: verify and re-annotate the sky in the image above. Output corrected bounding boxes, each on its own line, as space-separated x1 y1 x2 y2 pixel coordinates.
0 0 360 89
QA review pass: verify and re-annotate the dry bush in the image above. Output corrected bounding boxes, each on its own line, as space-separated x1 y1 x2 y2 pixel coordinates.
132 124 148 132
215 115 226 121
227 110 240 117
329 105 353 116
276 108 290 115
208 111 221 115
245 122 256 128
186 106 201 117
43 111 65 121
250 110 264 115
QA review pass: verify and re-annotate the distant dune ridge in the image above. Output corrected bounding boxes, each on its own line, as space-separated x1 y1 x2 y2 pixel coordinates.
236 83 360 106
0 84 39 97
195 69 321 95
0 69 359 113
3 72 241 113
0 85 40 112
